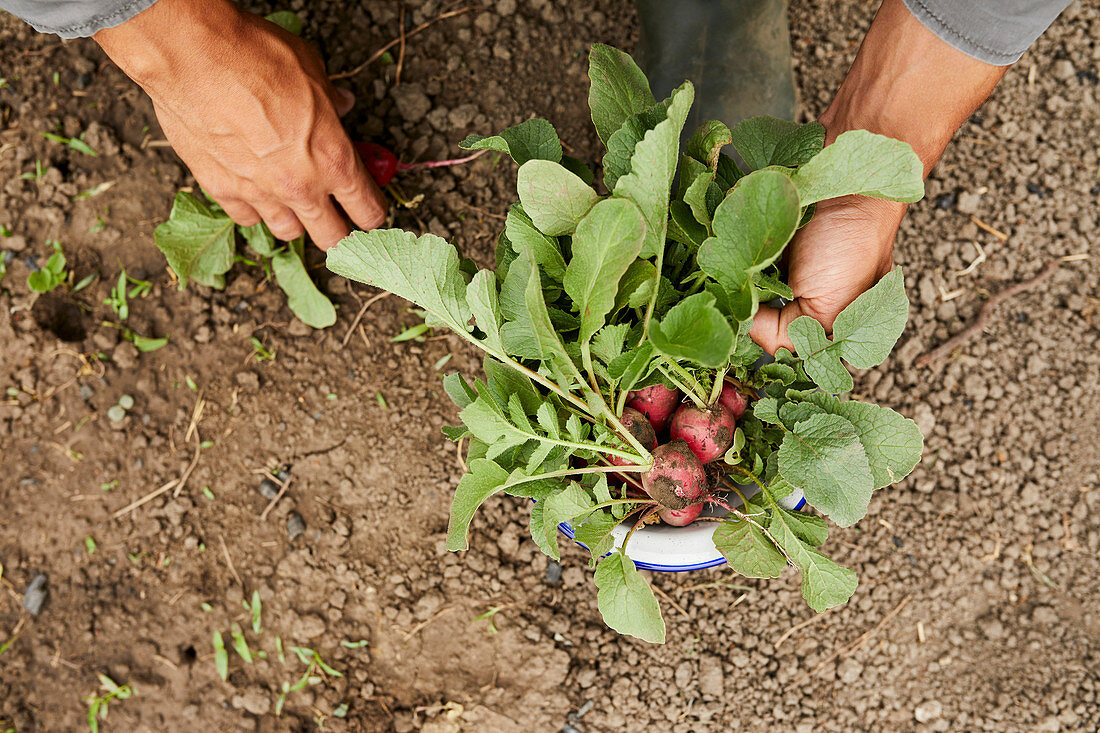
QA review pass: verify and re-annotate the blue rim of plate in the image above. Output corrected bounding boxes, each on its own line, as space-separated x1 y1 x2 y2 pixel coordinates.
557 494 806 573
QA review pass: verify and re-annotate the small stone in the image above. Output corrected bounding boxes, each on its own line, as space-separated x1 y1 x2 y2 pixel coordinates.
235 371 260 392
837 657 863 684
447 103 478 130
912 404 936 437
934 192 956 210
914 700 943 723
1051 59 1075 80
258 478 280 500
391 84 431 122
287 512 306 541
698 654 725 697
495 0 516 15
111 342 138 370
544 561 562 585
107 405 127 422
287 319 312 338
956 191 982 214
117 394 134 410
230 687 271 715
4 234 27 252
1031 606 1058 625
291 613 327 639
978 616 1005 639
22 573 47 615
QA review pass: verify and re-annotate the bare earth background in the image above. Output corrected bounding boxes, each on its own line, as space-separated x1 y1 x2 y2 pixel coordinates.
1 1 1098 731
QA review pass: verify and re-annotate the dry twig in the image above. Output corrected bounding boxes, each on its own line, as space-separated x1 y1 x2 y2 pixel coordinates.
328 7 473 81
219 535 243 587
259 475 294 521
916 260 1062 368
341 291 390 348
793 594 912 687
775 607 835 648
112 480 178 519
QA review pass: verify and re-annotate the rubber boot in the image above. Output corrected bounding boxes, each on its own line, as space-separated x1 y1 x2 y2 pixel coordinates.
635 0 799 132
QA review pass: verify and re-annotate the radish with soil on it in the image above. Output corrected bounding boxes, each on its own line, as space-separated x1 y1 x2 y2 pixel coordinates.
326 43 927 642
718 382 749 420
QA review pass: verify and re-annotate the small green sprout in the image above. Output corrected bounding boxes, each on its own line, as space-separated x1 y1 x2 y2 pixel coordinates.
84 674 133 733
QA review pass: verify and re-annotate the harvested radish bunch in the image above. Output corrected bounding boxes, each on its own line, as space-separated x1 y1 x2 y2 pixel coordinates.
626 384 681 433
327 44 925 643
669 403 736 464
354 141 487 186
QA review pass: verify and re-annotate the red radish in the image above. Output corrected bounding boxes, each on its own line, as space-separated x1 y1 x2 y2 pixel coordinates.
626 384 680 433
659 503 703 526
641 439 707 510
669 403 735 464
355 142 488 187
718 383 749 420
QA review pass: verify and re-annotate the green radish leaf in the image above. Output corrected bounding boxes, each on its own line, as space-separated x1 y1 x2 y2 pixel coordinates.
686 119 733 169
591 323 630 366
271 240 337 328
753 397 782 425
265 10 303 35
563 198 648 344
446 459 508 551
240 222 278 257
779 400 826 427
541 482 594 560
791 390 924 489
484 357 541 414
516 160 600 236
777 413 874 527
587 43 656 144
505 204 566 281
154 191 235 289
442 372 477 409
648 292 733 368
712 517 786 578
681 158 718 228
697 169 801 315
603 97 672 189
775 506 829 547
328 229 471 338
788 316 854 394
830 268 909 368
729 117 825 171
612 82 694 259
791 129 924 205
460 118 563 165
613 259 658 312
561 155 596 185
524 261 584 388
756 270 794 300
571 507 620 560
467 270 505 353
594 549 665 644
768 507 858 611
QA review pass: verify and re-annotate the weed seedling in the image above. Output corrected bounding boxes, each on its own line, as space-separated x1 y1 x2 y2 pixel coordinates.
84 674 132 733
43 130 97 157
249 336 275 362
27 241 66 293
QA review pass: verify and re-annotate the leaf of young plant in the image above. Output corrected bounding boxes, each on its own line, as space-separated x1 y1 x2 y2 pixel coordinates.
668 200 708 248
524 261 584 388
779 400 826 427
612 83 693 259
483 357 542 414
541 482 594 560
687 119 733 169
271 246 337 328
613 259 658 313
528 499 557 558
697 169 801 303
729 117 825 171
712 517 786 578
756 270 794 300
775 506 829 547
327 229 471 338
131 334 168 352
607 341 654 394
787 316 854 394
505 204 566 281
572 508 620 559
830 268 909 368
778 413 874 527
442 372 477 409
446 459 508 551
793 391 923 489
768 509 858 611
594 549 665 643
516 160 600 237
240 222 278 258
791 129 924 205
648 292 733 368
460 118 563 165
753 396 782 425
563 198 648 345
603 98 672 190
682 163 719 228
561 155 596 185
154 191 236 289
591 323 630 366
265 10 303 35
587 43 656 144
467 270 505 353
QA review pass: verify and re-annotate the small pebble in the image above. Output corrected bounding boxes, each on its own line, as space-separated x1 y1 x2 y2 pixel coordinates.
545 561 563 585
23 573 47 615
107 405 126 422
561 726 581 733
258 478 280 500
275 467 290 482
934 192 956 210
287 512 306 541
118 394 134 410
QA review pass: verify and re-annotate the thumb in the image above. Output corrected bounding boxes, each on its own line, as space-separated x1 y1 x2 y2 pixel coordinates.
749 300 807 355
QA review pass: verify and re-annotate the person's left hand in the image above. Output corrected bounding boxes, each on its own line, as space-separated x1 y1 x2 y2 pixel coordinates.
749 194 907 354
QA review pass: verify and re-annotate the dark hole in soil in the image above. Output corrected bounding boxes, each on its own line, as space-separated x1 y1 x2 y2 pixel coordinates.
31 292 87 342
181 645 197 664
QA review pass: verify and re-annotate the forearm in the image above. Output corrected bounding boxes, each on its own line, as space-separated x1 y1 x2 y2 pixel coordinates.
820 0 1007 177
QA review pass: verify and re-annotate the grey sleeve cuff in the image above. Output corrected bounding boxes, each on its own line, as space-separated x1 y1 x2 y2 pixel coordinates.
902 0 1074 65
1 0 160 38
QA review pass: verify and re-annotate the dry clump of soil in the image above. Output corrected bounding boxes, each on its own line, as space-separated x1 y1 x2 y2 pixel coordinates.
1 0 1098 731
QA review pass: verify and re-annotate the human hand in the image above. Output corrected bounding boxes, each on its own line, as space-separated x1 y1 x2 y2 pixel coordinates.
94 0 387 248
749 195 906 354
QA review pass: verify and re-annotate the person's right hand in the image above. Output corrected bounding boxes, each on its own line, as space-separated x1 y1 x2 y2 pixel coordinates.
94 0 387 249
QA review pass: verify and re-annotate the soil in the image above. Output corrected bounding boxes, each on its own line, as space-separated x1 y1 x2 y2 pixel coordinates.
1 1 1098 731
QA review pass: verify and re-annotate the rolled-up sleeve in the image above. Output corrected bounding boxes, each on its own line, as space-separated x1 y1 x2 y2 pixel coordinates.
0 0 159 38
902 0 1074 65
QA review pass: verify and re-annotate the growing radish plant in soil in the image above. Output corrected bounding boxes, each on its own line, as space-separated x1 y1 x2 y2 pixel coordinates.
327 44 925 643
